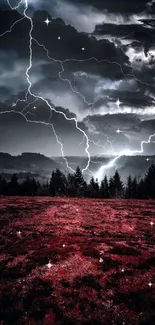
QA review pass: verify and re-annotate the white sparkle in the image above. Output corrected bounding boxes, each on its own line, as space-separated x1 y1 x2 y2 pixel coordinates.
116 98 121 107
17 231 21 235
99 258 103 263
44 18 51 26
62 244 66 247
47 261 52 269
33 106 36 109
148 282 153 287
150 221 154 226
121 268 125 273
146 158 150 161
116 129 121 134
81 47 85 51
58 36 61 40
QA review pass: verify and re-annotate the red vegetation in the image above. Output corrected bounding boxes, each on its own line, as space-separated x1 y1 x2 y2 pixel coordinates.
0 197 155 325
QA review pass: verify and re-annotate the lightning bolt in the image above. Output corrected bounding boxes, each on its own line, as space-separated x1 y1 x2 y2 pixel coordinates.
32 38 155 167
0 16 25 37
33 38 155 105
21 97 38 113
2 0 155 178
4 0 91 174
51 124 75 173
95 134 155 182
0 109 75 172
33 38 100 107
6 0 24 10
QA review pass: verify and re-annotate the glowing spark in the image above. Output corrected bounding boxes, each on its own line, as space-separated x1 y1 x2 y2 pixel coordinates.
81 47 85 51
47 261 52 269
150 221 154 226
58 36 61 40
44 18 51 26
99 258 103 263
146 158 150 161
121 268 125 273
21 98 38 113
116 98 121 108
148 282 153 287
116 129 121 134
62 244 66 247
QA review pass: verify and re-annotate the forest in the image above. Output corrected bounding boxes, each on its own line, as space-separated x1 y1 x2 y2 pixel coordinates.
0 164 155 199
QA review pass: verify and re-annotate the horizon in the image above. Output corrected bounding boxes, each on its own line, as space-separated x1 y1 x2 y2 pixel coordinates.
1 151 155 158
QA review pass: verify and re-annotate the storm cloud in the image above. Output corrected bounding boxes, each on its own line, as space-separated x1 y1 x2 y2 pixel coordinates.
0 0 155 157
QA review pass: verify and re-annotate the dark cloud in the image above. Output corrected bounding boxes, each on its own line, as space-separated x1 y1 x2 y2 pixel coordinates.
83 113 155 154
0 1 155 158
93 22 155 46
0 98 88 156
65 0 150 14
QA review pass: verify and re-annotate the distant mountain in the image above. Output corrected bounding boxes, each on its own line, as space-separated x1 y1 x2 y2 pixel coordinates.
0 152 58 180
0 152 155 182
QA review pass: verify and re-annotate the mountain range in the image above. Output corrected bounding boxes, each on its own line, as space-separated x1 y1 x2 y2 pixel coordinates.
0 152 154 182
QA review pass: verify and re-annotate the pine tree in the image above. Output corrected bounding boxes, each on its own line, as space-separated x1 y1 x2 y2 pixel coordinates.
99 176 109 198
31 178 38 196
0 178 8 195
100 179 105 198
125 175 132 198
74 167 84 186
88 177 99 198
50 169 67 196
21 176 32 196
0 175 2 195
113 171 123 197
104 176 109 198
138 179 145 199
74 167 85 197
66 173 76 197
109 177 115 197
9 174 19 195
132 177 138 199
144 164 155 199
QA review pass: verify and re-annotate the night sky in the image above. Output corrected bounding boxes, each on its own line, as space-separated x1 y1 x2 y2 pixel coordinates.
0 0 155 158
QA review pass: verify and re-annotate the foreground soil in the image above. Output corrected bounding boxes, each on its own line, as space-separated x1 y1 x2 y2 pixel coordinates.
0 197 155 325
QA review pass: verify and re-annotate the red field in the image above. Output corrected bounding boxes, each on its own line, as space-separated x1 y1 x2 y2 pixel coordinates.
0 197 155 325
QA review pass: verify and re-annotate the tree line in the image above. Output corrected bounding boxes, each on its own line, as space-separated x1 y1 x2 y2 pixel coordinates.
0 164 155 199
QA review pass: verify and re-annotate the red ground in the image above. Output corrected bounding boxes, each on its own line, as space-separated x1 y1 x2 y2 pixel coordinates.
0 197 155 325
